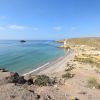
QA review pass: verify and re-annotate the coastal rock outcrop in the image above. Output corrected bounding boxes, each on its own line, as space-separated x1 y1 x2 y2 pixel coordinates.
7 72 26 84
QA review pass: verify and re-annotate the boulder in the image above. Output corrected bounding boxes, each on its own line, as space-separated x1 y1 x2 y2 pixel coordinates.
8 72 26 84
17 76 26 84
27 78 33 85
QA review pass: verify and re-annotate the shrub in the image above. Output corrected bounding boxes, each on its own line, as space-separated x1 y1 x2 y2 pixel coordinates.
87 77 100 89
65 66 74 72
96 63 100 69
96 83 100 89
62 72 74 79
34 75 51 86
87 77 97 88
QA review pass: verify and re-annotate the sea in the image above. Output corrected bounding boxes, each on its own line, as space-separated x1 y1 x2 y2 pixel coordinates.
0 40 64 74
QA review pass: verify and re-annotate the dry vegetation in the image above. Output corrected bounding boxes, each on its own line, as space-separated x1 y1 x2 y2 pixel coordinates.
87 77 100 89
62 63 75 79
58 37 100 49
74 54 100 69
66 37 100 49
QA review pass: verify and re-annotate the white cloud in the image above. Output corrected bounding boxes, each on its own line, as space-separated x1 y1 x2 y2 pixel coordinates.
0 25 25 30
8 25 25 30
0 25 39 31
0 16 7 19
53 26 62 31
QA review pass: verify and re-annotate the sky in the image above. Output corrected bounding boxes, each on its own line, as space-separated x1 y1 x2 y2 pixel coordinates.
0 0 100 40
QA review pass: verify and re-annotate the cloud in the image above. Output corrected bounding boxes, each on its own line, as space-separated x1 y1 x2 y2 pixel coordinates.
0 25 39 31
53 26 62 31
0 16 7 19
8 25 25 30
0 25 25 30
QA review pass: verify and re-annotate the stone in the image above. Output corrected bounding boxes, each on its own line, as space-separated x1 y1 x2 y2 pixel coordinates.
27 78 33 85
17 76 26 84
7 72 26 84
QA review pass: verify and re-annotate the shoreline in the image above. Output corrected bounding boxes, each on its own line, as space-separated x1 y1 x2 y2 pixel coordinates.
23 49 74 76
23 56 65 76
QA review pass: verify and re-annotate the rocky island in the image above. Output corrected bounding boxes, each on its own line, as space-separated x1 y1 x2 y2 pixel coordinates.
20 40 26 43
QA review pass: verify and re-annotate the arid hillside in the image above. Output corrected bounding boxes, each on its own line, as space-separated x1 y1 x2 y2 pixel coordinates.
58 37 100 49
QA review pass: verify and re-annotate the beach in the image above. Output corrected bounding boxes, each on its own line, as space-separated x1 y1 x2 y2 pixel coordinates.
23 49 75 77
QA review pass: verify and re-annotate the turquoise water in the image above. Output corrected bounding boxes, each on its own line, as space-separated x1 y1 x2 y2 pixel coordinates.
0 40 64 74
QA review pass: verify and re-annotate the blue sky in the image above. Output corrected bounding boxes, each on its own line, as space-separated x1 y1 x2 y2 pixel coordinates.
0 0 100 40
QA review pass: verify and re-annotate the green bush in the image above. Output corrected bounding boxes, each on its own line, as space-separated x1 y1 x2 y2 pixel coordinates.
34 75 50 86
62 72 74 79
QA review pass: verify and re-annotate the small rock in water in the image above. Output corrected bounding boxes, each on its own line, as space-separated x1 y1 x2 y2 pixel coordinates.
20 40 26 43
